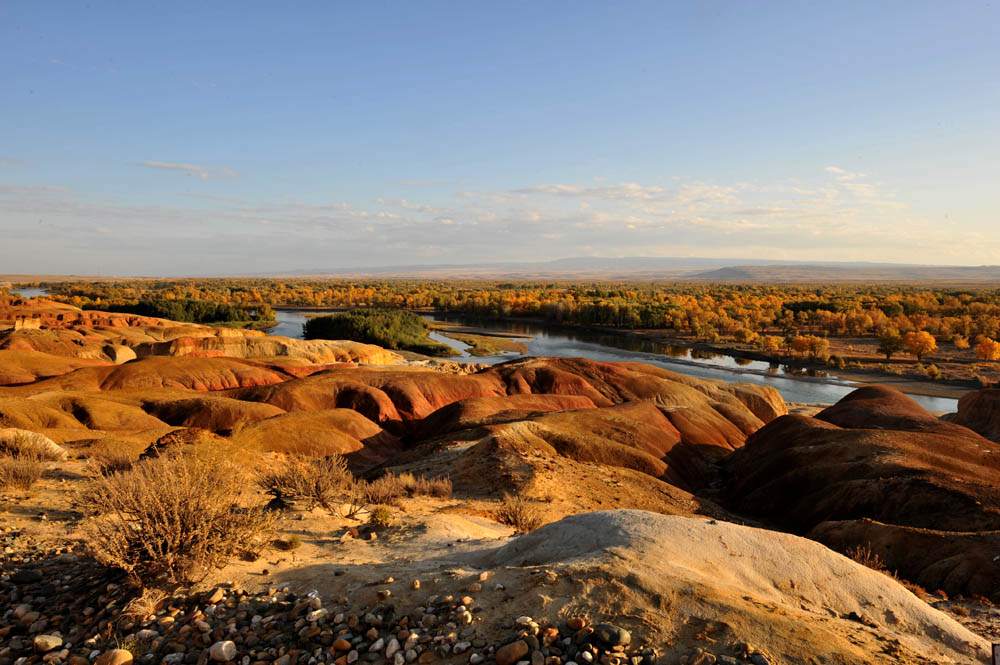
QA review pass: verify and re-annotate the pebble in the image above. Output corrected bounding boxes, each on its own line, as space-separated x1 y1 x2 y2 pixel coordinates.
33 636 63 653
593 625 630 648
496 641 530 665
209 641 237 662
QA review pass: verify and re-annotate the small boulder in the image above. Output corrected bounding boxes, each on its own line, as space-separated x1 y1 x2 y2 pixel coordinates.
496 641 530 665
34 635 63 653
209 640 237 662
95 650 134 665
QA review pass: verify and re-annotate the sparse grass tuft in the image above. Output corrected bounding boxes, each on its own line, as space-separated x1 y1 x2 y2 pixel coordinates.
119 588 167 625
364 474 406 506
0 430 66 461
90 448 136 476
0 454 45 491
0 431 51 492
368 505 394 528
846 543 887 573
494 492 544 533
273 535 302 551
257 453 353 513
83 450 275 584
364 471 452 505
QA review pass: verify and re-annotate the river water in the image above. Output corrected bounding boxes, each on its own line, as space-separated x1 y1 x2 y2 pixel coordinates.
270 309 960 411
10 288 47 299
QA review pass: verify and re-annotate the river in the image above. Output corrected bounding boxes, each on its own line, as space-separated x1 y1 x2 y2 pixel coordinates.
269 309 960 411
10 288 48 299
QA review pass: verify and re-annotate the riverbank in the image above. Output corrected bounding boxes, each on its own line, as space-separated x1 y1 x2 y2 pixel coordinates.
268 307 965 408
422 311 973 401
614 330 972 400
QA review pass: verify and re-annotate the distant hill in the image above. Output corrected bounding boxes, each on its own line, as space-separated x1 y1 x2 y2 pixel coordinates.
4 257 1000 283
688 264 1000 283
280 257 1000 283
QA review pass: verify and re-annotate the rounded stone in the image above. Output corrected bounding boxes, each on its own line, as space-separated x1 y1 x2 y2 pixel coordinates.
96 652 137 665
34 635 63 653
592 625 630 648
209 641 237 662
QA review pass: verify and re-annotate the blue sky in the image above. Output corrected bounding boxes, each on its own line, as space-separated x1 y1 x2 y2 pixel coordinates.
1 1 998 275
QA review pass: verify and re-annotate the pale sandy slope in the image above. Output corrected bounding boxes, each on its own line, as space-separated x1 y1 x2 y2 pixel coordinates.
482 510 988 664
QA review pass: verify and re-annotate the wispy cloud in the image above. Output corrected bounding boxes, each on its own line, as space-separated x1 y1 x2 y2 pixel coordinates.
135 161 238 180
0 166 994 273
394 179 465 186
0 158 26 167
515 182 665 200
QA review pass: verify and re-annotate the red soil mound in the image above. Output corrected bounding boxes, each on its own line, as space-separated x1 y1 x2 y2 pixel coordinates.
233 409 401 469
951 388 1000 443
816 384 976 438
4 356 296 393
723 386 1000 594
0 349 111 385
140 396 286 431
415 394 598 438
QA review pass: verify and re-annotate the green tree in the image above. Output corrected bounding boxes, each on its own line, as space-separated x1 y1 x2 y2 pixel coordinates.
878 330 904 360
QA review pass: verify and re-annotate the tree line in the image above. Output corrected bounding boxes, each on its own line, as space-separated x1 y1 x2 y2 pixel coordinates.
36 278 1000 361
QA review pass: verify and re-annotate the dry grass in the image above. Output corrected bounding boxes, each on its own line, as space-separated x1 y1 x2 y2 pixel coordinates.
0 430 66 461
846 543 888 573
0 430 52 491
0 454 45 491
364 473 406 506
363 471 452 505
396 471 452 498
83 450 275 584
368 505 394 527
257 453 353 512
90 448 137 476
494 492 544 533
119 587 168 625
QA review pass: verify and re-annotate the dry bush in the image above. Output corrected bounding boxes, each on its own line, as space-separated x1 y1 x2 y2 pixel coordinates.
119 587 167 625
364 473 406 506
0 454 45 491
0 430 66 461
365 471 452 504
0 430 53 491
83 451 275 584
257 454 353 512
494 493 543 533
90 448 137 476
396 471 453 498
368 505 393 527
846 543 888 573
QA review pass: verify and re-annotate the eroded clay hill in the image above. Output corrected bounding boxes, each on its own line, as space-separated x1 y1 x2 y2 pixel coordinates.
0 295 788 487
723 385 1000 596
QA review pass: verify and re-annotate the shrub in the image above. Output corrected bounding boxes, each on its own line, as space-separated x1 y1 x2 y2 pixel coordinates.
0 430 53 491
395 472 453 498
925 364 942 380
303 308 456 357
273 535 302 551
846 543 887 574
0 455 45 491
90 448 136 476
494 493 543 533
120 588 168 625
365 474 406 506
0 429 66 461
368 506 394 528
257 454 353 512
83 451 275 584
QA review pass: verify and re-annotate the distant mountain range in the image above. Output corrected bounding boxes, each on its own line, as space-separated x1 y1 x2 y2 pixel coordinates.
5 258 1000 283
277 257 1000 283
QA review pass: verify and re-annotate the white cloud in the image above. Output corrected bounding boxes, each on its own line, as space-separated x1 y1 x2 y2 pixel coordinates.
0 166 995 273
